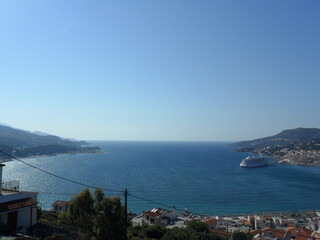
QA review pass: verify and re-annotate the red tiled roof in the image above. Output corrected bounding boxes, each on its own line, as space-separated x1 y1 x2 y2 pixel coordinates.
285 227 313 237
250 230 259 236
261 228 286 238
203 218 218 226
145 211 162 217
0 198 37 213
144 208 168 217
53 200 68 207
302 229 313 236
295 236 312 240
284 222 296 227
286 227 297 231
209 229 230 236
239 219 251 225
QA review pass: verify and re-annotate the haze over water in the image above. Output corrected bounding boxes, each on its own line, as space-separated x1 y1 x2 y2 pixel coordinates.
4 141 320 216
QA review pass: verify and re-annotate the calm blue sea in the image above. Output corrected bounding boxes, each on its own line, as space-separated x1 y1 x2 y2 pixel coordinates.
3 141 320 216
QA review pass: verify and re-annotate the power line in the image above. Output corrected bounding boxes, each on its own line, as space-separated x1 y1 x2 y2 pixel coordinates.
34 190 205 216
0 150 124 193
128 193 175 209
128 193 206 216
37 191 78 196
0 150 211 216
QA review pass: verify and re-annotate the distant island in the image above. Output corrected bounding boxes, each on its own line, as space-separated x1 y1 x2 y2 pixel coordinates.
0 124 101 161
232 128 320 167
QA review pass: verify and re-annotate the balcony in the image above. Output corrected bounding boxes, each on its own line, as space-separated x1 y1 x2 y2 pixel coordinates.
1 180 20 191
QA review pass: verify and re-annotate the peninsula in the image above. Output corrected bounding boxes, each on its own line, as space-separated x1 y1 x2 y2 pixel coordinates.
232 128 320 167
0 124 101 161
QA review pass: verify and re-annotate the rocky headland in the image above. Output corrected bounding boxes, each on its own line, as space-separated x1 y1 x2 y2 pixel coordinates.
0 124 101 161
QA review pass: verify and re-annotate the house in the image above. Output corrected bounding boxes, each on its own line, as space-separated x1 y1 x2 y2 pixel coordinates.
251 228 290 240
311 222 320 240
131 214 144 227
52 200 69 214
135 208 177 227
254 215 266 229
203 217 221 229
0 164 38 234
285 227 314 240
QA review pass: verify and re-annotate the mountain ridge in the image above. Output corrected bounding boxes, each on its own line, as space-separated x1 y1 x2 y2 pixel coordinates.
232 128 320 148
0 124 100 161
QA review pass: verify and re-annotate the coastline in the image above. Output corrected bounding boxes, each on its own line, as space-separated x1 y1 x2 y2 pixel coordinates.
4 141 320 216
1 149 105 163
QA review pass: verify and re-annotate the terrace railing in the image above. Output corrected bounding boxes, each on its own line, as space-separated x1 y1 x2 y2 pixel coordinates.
1 180 20 191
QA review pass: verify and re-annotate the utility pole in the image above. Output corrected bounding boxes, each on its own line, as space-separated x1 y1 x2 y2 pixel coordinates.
124 189 128 240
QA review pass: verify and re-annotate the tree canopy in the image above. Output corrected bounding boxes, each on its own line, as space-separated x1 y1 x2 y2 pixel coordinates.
128 220 222 240
65 188 126 240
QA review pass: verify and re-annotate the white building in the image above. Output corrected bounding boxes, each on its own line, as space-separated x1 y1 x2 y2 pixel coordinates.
0 163 38 233
52 200 69 214
203 217 221 229
132 208 177 227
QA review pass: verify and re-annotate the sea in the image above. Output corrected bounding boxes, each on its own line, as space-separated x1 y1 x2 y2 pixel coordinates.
3 141 320 216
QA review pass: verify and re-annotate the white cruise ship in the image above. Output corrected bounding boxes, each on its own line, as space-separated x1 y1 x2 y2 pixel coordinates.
240 156 270 168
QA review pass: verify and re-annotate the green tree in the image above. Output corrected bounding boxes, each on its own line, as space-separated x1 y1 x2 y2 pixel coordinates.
93 191 126 240
65 188 125 240
161 227 195 240
143 225 166 239
161 227 222 240
232 231 251 240
37 206 42 221
187 220 209 233
67 188 95 238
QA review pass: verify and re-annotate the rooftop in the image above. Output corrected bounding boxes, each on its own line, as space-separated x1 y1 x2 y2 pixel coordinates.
53 200 69 207
144 208 171 217
0 189 20 196
203 218 219 226
0 197 38 213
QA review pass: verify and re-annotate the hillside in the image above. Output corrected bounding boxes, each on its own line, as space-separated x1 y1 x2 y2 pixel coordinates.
232 128 320 167
0 125 100 160
232 128 320 149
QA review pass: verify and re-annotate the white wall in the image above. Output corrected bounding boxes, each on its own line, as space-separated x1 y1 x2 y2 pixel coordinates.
0 206 37 233
0 191 37 203
17 208 29 232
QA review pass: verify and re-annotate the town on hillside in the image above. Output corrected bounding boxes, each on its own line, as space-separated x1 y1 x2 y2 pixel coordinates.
130 207 320 240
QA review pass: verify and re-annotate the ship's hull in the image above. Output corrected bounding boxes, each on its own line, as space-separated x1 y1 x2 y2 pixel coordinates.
240 162 269 168
240 156 270 168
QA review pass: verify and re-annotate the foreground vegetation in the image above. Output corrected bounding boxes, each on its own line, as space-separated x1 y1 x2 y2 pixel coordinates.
32 188 251 240
128 221 223 240
34 188 125 240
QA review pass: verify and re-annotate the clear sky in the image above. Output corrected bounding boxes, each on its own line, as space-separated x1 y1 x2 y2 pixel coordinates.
0 0 319 141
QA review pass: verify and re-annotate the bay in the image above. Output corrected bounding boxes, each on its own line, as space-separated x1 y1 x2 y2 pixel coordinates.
3 141 320 216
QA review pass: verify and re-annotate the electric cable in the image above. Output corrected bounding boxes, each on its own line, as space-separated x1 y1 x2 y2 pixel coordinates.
0 150 124 193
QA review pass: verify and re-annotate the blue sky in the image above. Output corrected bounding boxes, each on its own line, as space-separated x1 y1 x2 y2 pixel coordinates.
0 0 319 141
